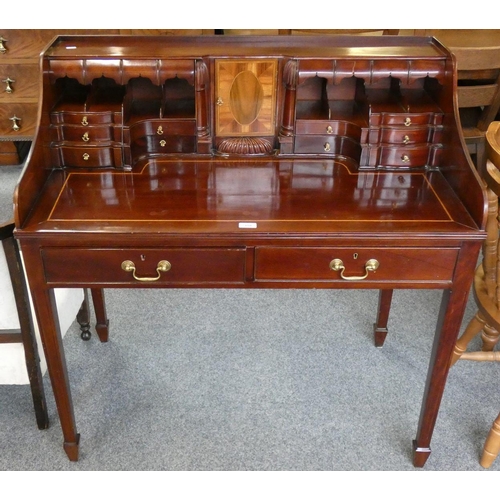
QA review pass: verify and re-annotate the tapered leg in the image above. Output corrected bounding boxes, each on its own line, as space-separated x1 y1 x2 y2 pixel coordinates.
373 289 393 347
30 285 80 461
91 288 109 342
480 412 500 468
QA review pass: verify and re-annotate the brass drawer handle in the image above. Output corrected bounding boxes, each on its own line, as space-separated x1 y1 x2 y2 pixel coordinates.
403 135 410 145
9 115 21 131
81 116 88 126
160 139 166 147
326 125 333 134
82 132 90 142
330 258 379 281
324 142 331 152
404 117 412 127
157 125 163 135
2 76 15 93
0 36 8 54
121 259 171 282
82 153 90 161
401 154 410 163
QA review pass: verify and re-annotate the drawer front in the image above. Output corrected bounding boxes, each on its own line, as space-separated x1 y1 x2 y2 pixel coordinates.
370 112 438 127
0 64 39 99
294 135 361 158
0 30 59 58
295 120 361 140
0 102 37 138
379 145 431 168
50 145 122 168
371 127 432 145
130 119 196 141
255 247 458 283
50 124 116 142
50 110 116 126
131 135 197 155
41 248 246 285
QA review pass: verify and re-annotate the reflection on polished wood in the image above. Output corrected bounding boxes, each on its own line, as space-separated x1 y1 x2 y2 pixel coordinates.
13 35 486 466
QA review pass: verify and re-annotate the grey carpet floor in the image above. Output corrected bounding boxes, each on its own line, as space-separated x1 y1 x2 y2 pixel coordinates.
1 163 499 471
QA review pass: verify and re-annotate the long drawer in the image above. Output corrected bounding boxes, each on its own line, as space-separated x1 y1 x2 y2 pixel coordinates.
41 247 247 285
254 247 458 284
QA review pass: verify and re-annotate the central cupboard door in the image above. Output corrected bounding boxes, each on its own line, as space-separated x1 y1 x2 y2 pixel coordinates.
215 59 278 136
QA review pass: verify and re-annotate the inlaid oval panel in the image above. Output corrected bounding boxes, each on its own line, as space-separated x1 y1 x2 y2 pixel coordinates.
229 70 264 125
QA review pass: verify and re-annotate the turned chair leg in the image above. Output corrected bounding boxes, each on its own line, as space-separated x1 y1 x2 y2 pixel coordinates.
480 412 500 468
76 288 109 342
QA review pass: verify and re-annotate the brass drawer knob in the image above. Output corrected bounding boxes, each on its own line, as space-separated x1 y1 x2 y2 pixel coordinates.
121 259 171 282
330 258 379 281
9 115 21 131
2 76 15 93
0 36 8 54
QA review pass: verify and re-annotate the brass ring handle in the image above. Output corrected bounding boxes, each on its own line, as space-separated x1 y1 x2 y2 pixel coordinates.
329 258 379 281
121 259 171 282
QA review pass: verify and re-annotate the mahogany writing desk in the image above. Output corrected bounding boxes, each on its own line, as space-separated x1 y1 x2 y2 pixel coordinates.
13 35 487 466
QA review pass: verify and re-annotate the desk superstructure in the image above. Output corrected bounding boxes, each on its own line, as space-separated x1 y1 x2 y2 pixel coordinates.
13 35 487 465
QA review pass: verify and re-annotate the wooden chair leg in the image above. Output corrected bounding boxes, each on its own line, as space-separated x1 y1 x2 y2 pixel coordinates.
450 311 487 366
76 289 92 341
480 412 500 468
2 229 48 429
76 288 109 342
90 288 109 343
373 289 393 347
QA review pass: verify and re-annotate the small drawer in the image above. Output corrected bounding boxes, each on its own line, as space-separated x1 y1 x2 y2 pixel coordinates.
131 135 196 156
370 127 433 145
370 112 438 128
41 247 247 285
130 119 196 141
254 247 458 284
295 120 361 140
50 124 117 142
51 110 116 126
294 135 361 158
378 145 432 168
50 145 123 168
0 63 39 99
0 102 37 138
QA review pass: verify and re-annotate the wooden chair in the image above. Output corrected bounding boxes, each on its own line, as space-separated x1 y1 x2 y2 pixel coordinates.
0 220 48 429
0 219 109 428
415 31 500 174
450 121 500 468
